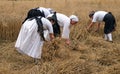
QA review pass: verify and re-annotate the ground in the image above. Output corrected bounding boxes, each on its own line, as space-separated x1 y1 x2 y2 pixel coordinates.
0 0 120 74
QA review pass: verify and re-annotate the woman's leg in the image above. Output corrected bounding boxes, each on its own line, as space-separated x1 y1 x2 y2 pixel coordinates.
107 33 113 42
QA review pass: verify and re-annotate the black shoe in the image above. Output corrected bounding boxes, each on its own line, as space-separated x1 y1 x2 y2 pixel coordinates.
108 41 113 43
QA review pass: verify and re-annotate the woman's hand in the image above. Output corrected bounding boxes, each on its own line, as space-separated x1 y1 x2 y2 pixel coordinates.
49 33 54 41
66 39 70 45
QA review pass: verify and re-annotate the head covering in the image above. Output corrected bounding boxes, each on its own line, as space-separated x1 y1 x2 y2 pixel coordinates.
69 15 79 22
27 9 42 18
22 9 42 24
89 11 95 18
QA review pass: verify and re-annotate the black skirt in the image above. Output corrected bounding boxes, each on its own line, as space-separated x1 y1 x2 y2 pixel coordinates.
103 12 116 34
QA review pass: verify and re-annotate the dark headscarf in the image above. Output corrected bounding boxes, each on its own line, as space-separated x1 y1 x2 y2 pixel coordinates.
22 8 44 24
89 11 95 18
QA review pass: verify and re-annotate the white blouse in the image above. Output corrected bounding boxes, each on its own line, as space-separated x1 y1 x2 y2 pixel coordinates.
92 11 108 22
37 7 51 18
47 13 71 39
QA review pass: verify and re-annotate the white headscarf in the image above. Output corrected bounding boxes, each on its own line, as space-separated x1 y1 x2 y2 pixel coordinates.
69 15 79 22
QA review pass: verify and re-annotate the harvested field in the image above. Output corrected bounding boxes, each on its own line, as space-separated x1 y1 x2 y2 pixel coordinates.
0 0 120 74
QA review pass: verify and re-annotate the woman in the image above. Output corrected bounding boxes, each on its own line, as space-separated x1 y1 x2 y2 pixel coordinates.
87 11 116 42
15 9 54 64
47 13 79 45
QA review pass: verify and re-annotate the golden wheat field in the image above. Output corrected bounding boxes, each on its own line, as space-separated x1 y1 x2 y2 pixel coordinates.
0 0 120 74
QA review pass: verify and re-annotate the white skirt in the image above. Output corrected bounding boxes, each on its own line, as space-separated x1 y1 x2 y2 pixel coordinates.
15 20 49 59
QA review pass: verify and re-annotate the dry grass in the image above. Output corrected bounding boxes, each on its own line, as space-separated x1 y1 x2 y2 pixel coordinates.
0 0 120 74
